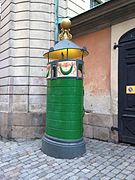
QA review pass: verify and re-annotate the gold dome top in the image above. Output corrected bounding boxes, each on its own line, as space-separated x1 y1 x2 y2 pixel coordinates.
60 18 71 29
59 18 72 40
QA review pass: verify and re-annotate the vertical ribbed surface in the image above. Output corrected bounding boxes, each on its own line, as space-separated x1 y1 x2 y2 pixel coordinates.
46 78 84 140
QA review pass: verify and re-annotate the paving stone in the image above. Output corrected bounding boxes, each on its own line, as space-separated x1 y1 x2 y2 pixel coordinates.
45 172 55 179
0 138 134 180
121 169 132 175
91 176 100 180
111 168 121 175
126 174 135 180
116 173 127 179
101 176 111 180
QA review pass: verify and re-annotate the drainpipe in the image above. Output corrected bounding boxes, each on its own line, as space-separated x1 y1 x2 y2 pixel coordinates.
54 0 59 44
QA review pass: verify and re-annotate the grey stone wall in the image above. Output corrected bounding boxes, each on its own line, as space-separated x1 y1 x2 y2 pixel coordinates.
59 0 86 19
0 0 95 139
83 113 118 142
0 0 54 139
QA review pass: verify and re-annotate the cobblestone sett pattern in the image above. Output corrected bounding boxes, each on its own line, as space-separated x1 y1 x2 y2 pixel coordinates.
0 138 135 180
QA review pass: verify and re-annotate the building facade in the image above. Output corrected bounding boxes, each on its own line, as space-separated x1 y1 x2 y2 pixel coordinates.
0 0 88 138
0 0 135 145
71 0 135 144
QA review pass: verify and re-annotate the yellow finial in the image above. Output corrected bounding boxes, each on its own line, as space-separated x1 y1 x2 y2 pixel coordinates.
59 18 72 40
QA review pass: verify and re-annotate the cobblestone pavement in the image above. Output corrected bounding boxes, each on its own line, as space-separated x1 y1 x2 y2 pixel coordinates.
0 138 135 180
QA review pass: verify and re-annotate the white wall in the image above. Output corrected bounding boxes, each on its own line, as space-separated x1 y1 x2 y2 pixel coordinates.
0 0 92 113
0 0 55 113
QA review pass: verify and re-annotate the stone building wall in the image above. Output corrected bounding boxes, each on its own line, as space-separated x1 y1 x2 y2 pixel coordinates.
59 0 86 19
73 18 135 143
0 0 54 138
74 28 113 141
0 0 87 139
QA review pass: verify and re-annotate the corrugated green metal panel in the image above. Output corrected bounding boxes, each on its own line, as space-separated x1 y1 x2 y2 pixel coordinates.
46 78 84 140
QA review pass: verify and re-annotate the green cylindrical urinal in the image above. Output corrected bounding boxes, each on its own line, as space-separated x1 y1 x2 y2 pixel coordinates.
46 60 84 140
41 19 89 159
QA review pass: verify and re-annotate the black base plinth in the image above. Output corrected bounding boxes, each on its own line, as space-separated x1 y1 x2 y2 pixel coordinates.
41 135 86 159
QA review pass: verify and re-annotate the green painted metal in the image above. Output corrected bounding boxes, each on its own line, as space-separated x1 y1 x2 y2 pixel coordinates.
46 78 84 140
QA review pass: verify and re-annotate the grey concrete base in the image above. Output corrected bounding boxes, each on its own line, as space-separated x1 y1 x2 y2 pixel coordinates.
41 135 86 159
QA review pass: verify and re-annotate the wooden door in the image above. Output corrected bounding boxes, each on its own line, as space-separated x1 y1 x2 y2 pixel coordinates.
118 28 135 144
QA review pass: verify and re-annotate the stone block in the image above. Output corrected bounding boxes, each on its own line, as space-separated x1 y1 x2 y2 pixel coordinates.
0 126 12 139
0 59 9 69
0 67 9 78
0 103 9 111
14 2 29 12
30 48 45 58
13 11 29 21
1 12 11 27
30 58 47 67
12 39 29 48
0 112 8 126
30 11 50 21
1 23 11 36
0 40 10 52
11 113 32 126
11 48 29 57
0 86 8 94
13 30 29 39
12 103 28 112
11 57 29 66
1 31 10 44
13 95 27 103
0 95 9 102
110 130 118 142
29 95 46 104
30 66 46 77
29 104 46 112
10 66 28 76
12 77 28 85
0 77 9 85
31 3 51 12
0 112 45 139
83 113 89 125
11 112 45 127
84 95 111 114
83 124 93 138
59 7 66 17
30 21 50 31
32 113 45 126
13 86 28 94
30 86 47 95
69 0 85 12
11 126 44 138
30 77 47 86
113 114 118 127
93 126 110 141
0 112 11 138
30 39 49 49
13 21 29 30
1 0 11 12
30 30 50 40
84 113 113 128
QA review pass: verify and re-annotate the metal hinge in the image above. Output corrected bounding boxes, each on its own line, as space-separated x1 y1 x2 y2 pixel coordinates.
111 126 119 131
113 43 122 49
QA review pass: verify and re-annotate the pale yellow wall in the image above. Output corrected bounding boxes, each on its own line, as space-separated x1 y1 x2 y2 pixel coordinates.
111 18 135 115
